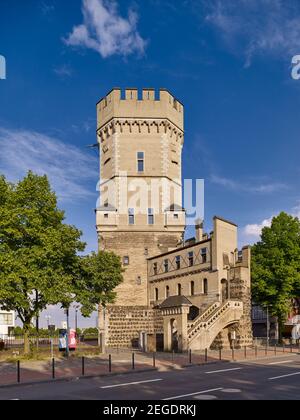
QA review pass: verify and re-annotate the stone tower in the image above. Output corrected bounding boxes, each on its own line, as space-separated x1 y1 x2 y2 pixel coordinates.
96 88 186 306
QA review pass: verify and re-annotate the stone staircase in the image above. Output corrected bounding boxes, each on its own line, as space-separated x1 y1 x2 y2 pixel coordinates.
188 300 243 350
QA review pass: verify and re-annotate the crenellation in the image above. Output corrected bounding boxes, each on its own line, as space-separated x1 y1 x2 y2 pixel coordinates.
97 88 184 131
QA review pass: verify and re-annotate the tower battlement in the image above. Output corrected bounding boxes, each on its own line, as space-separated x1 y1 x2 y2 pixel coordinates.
97 88 184 131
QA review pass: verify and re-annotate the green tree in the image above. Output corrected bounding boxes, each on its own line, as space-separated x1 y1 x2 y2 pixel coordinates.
0 172 85 353
252 212 300 340
76 251 123 350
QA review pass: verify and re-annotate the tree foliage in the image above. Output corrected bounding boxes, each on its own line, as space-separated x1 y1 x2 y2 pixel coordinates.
0 172 85 352
251 212 300 337
76 251 123 317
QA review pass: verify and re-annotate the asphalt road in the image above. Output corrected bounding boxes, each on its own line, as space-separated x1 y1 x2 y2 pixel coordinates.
0 354 299 400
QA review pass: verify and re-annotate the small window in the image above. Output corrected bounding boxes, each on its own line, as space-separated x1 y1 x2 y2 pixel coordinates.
175 256 181 270
144 248 149 256
174 214 179 219
201 248 207 263
166 285 170 298
104 213 109 219
177 283 182 296
164 259 169 273
128 208 135 225
203 278 208 295
155 288 159 301
137 152 144 172
153 262 158 275
190 281 195 296
148 208 154 225
123 256 129 266
137 276 142 285
188 251 194 267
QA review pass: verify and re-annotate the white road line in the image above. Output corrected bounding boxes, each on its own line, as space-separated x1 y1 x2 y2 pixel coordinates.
100 379 163 389
268 360 292 365
205 367 242 374
269 372 300 381
163 388 223 401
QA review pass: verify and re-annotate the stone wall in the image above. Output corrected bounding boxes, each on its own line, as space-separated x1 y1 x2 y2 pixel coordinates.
106 306 163 348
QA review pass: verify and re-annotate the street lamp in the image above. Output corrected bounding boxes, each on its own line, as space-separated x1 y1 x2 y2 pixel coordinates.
73 305 80 332
45 314 51 329
64 307 70 358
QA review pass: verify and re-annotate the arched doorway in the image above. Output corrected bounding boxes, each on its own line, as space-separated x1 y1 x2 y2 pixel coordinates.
221 279 229 301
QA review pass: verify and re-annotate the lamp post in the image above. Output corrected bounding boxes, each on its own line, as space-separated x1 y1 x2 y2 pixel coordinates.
64 307 70 358
74 305 80 332
45 314 51 329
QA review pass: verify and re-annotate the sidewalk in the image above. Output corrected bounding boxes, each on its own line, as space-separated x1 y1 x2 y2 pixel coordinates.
0 346 298 387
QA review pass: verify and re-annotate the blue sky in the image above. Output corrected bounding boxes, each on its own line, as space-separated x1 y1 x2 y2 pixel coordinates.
1 0 300 327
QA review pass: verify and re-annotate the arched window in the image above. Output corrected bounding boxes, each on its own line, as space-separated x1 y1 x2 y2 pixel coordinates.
203 278 208 295
155 288 159 301
177 284 182 296
166 285 170 298
190 281 195 296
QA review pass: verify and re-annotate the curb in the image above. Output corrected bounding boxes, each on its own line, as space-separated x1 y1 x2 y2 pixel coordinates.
0 366 157 390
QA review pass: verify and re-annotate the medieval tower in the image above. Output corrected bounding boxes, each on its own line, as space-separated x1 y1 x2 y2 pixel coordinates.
96 88 186 306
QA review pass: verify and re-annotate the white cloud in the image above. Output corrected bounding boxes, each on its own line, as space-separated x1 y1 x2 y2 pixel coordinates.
210 174 287 194
0 127 98 202
203 0 300 67
243 217 273 238
53 64 73 78
64 0 146 58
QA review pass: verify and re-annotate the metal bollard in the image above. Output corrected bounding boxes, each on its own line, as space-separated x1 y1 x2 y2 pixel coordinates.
255 346 258 357
82 356 85 376
232 347 235 361
52 358 55 379
274 344 277 355
109 354 112 373
172 350 174 363
153 352 156 368
205 348 208 363
17 360 20 383
132 352 135 370
219 348 222 361
244 346 247 359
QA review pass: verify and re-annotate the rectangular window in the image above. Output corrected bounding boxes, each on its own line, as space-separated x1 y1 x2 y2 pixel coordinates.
0 313 13 325
174 214 179 219
123 256 129 266
104 214 109 219
137 152 144 172
188 251 194 267
164 259 169 273
175 256 181 270
148 208 154 225
128 208 135 225
153 263 158 276
201 248 207 263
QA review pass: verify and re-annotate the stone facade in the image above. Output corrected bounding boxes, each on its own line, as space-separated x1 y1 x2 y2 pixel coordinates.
96 88 253 351
105 306 163 349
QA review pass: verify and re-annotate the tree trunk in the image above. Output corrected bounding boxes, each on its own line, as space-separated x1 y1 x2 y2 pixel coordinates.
23 321 31 355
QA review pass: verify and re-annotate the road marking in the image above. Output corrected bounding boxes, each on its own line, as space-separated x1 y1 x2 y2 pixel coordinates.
268 360 292 365
269 372 300 381
162 388 223 401
205 367 242 374
101 379 163 389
